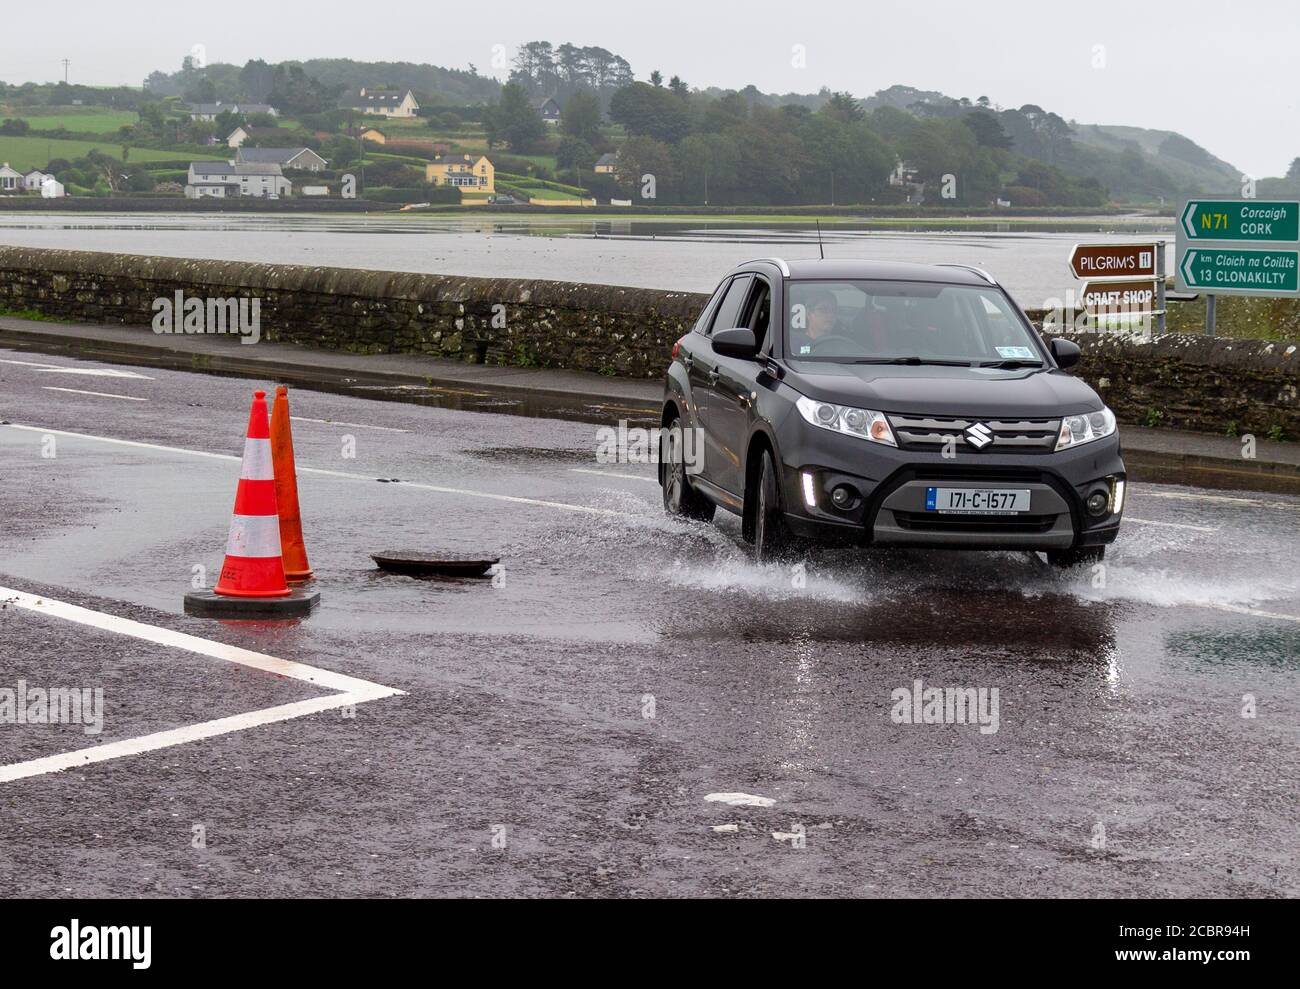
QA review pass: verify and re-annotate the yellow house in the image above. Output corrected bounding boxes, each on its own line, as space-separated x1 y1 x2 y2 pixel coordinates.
426 154 494 194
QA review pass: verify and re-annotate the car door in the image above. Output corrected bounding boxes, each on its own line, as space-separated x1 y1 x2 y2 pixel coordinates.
691 274 752 492
701 275 768 497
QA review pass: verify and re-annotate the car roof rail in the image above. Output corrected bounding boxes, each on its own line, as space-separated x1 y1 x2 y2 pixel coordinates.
740 257 791 277
937 263 998 286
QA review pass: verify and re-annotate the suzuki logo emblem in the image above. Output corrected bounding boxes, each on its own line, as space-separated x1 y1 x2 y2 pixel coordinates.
964 422 994 449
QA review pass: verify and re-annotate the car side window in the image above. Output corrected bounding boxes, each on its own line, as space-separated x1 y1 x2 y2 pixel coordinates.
708 275 753 336
691 281 728 335
743 277 772 351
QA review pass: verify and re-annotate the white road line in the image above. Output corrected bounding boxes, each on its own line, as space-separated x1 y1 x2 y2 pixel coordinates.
1203 602 1300 625
292 416 408 434
42 387 147 402
1 424 640 519
1124 516 1219 533
570 468 657 483
0 586 403 784
1133 488 1300 512
1 359 153 379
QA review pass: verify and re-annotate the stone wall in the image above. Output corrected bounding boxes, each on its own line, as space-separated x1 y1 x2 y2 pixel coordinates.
0 247 706 378
0 247 1296 437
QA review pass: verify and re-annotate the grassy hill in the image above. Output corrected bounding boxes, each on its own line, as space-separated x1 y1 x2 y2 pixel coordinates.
0 135 220 172
1071 123 1241 197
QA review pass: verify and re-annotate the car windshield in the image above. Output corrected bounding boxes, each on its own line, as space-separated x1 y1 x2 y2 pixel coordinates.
785 279 1044 365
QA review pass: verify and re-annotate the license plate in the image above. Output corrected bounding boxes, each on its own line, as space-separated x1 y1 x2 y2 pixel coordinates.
925 487 1031 514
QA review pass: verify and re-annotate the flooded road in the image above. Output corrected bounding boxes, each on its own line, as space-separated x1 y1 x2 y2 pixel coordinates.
1 348 1296 897
0 212 1175 310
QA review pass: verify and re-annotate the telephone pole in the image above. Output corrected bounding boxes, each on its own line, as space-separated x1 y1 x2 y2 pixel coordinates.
61 59 70 84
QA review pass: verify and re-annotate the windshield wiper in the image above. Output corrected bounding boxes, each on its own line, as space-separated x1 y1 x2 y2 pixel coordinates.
978 359 1044 369
853 356 974 367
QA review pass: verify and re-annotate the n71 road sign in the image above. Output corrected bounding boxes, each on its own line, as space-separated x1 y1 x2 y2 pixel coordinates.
1179 200 1300 243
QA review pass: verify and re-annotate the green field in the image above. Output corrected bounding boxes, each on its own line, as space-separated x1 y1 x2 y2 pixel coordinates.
14 110 139 134
0 135 220 172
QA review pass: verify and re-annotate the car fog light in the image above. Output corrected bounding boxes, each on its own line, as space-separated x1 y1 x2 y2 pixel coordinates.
831 485 854 509
1086 491 1109 516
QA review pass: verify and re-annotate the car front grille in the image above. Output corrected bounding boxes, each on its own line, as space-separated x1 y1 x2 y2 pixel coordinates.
888 414 1061 453
892 511 1059 534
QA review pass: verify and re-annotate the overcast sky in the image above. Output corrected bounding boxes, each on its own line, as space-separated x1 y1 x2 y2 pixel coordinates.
6 0 1297 177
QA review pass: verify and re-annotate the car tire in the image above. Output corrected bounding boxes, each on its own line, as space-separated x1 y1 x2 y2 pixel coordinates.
1046 546 1105 569
661 416 715 522
752 448 791 563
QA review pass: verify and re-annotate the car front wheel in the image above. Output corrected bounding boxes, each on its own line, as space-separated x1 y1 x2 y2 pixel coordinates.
1046 546 1105 569
751 448 791 563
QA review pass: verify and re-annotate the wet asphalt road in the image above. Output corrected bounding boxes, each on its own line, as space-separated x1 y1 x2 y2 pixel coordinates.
0 347 1297 898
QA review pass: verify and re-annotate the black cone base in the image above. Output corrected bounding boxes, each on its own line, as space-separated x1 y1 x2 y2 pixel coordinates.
184 589 320 618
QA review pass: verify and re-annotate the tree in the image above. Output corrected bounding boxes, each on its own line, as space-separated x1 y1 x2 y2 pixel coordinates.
649 70 663 87
560 90 601 143
615 136 677 203
668 76 689 99
608 82 690 143
1287 158 1300 181
964 110 1012 149
240 60 275 102
556 135 595 170
821 91 864 124
483 82 546 152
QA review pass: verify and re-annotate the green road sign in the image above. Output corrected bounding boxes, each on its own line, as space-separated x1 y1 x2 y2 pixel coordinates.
1179 200 1300 242
1179 248 1299 294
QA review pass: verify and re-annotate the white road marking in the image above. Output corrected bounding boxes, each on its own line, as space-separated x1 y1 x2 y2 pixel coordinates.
1124 516 1219 533
292 416 408 434
1 424 639 519
42 387 147 402
1203 602 1300 624
570 468 657 483
0 586 403 784
0 359 152 380
35 367 153 379
1133 488 1300 512
705 792 776 808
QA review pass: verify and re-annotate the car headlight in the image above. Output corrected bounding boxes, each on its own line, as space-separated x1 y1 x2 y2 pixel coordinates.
795 395 896 447
1056 407 1117 450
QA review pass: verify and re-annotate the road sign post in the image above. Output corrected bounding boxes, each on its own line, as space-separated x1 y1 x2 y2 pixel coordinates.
1156 242 1166 336
1067 242 1163 333
1175 201 1300 343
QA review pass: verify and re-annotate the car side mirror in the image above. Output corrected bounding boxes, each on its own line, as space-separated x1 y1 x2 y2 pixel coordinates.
1050 337 1080 369
712 327 759 360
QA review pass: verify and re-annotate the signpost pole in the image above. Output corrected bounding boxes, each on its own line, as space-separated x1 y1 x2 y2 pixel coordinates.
1155 242 1166 337
1206 293 1216 338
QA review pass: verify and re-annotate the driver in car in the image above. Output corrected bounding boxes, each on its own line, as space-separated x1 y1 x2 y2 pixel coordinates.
790 290 839 356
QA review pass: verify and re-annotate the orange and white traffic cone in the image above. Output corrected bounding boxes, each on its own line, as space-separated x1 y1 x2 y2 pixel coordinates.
184 390 319 618
215 390 291 598
270 386 313 582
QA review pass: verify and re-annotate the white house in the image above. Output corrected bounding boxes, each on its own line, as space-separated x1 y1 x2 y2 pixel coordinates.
352 88 420 118
23 169 51 191
235 147 328 172
185 161 293 198
40 177 66 199
187 102 280 122
0 163 22 192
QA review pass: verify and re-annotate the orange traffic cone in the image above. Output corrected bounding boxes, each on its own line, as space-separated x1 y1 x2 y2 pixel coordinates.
270 386 313 582
214 390 291 599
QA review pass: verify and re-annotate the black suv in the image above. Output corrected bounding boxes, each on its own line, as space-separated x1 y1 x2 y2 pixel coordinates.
659 258 1125 565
